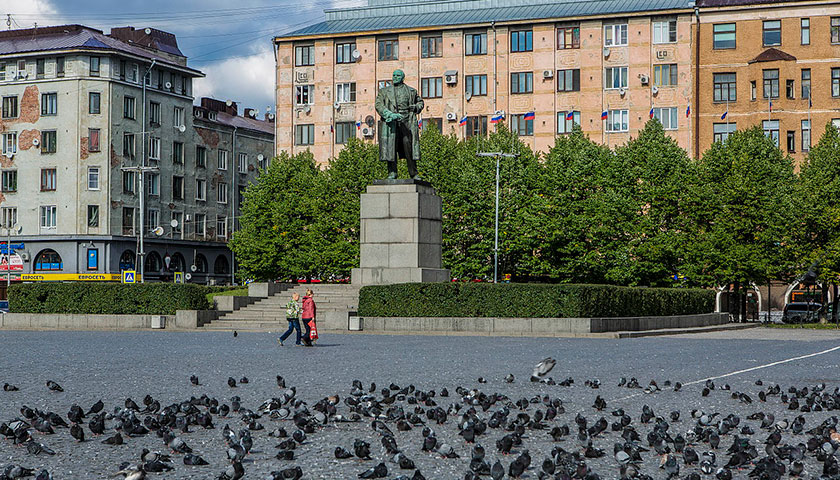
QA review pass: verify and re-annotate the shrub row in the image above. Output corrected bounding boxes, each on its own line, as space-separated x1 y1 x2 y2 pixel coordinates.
358 283 715 318
9 283 214 315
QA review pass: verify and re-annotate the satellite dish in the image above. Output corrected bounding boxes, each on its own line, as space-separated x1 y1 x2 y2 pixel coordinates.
225 100 233 107
190 264 197 272
465 91 472 101
304 106 311 114
144 28 152 35
178 125 186 133
257 153 265 161
351 49 361 61
32 138 40 146
365 115 375 127
153 226 164 236
164 81 172 89
13 225 21 234
185 273 192 281
603 47 610 57
334 101 341 110
268 113 275 120
170 219 179 228
266 106 271 113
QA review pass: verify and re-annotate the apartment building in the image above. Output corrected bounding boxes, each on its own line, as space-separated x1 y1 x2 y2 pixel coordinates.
0 25 273 283
274 0 696 162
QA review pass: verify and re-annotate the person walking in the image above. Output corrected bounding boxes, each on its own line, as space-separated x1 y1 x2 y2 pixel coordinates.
301 288 317 346
278 292 302 346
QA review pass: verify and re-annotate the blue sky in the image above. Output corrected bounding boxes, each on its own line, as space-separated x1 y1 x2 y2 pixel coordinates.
9 0 364 114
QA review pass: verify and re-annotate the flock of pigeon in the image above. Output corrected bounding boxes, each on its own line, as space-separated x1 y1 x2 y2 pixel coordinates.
2 356 840 479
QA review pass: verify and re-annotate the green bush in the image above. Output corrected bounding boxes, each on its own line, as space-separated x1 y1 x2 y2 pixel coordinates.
358 283 714 318
9 283 213 315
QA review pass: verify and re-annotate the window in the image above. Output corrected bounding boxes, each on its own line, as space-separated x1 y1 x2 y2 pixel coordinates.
605 67 628 89
123 96 135 119
763 119 780 146
2 96 18 118
335 122 355 144
510 30 533 52
465 116 487 138
0 64 6 82
378 80 393 90
421 35 443 58
196 178 206 201
149 101 160 124
295 45 314 66
1 132 16 155
510 114 534 136
557 111 581 134
786 130 796 153
119 59 126 80
40 130 56 154
173 142 184 164
378 39 399 60
801 69 811 99
86 167 99 190
763 20 781 46
88 128 100 152
751 80 757 101
122 170 136 194
606 110 629 132
87 205 99 228
763 69 779 99
196 146 206 167
604 23 628 46
40 93 57 115
173 106 184 128
556 69 580 92
258 155 268 171
147 173 160 196
218 150 228 170
41 168 56 191
147 209 160 230
421 77 443 98
218 182 228 204
336 42 356 64
465 75 487 96
652 107 678 130
89 92 100 114
172 175 184 200
653 19 677 44
148 137 160 160
801 18 810 45
2 207 16 228
56 57 64 77
34 249 62 270
802 119 811 152
713 73 736 102
89 56 100 76
122 207 135 235
336 82 356 103
40 207 57 229
833 17 840 43
128 64 138 83
195 214 206 237
1 170 17 192
713 23 736 49
238 153 248 173
786 79 795 99
421 118 443 133
295 85 314 105
557 25 580 49
465 33 487 55
510 72 533 94
36 58 45 78
833 68 840 97
123 133 135 158
217 217 228 239
294 124 315 145
653 64 678 86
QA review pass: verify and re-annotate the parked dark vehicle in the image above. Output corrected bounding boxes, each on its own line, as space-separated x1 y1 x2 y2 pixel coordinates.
782 302 822 324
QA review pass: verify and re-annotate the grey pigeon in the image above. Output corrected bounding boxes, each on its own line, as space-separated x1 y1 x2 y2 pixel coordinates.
530 358 556 381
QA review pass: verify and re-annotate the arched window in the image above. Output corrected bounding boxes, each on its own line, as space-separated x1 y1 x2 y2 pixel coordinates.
214 255 230 274
194 254 208 273
34 249 63 271
119 250 135 271
145 251 162 273
171 252 186 272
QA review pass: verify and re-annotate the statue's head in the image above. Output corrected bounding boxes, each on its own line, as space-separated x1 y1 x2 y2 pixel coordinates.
392 69 405 85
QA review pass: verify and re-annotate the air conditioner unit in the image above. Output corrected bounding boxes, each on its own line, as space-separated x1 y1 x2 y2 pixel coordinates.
446 112 458 121
32 138 40 146
651 85 659 95
444 70 458 84
543 70 554 79
603 47 610 58
362 127 374 137
640 74 649 85
618 87 626 96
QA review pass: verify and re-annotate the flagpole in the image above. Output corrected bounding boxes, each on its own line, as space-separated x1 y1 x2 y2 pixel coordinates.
726 97 729 130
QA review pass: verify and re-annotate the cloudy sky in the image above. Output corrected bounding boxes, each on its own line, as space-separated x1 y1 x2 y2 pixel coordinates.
7 0 364 114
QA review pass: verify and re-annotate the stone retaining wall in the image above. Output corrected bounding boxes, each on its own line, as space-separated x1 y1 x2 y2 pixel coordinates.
0 313 160 330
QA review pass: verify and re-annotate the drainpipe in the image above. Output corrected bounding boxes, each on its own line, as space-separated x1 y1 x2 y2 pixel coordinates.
230 126 237 285
693 6 701 159
492 21 497 112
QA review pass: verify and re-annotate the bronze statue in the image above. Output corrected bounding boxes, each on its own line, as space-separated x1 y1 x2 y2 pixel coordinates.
375 69 424 180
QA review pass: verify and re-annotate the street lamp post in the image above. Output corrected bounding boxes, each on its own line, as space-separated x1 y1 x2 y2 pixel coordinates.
138 59 156 282
477 152 517 283
3 224 19 288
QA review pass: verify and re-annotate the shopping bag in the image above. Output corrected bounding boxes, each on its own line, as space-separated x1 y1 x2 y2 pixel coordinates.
308 320 318 340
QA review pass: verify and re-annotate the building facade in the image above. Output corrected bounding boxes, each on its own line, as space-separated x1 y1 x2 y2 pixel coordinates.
273 0 840 164
0 25 274 284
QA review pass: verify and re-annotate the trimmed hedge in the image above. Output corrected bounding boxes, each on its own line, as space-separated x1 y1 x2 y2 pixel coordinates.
9 283 213 315
358 283 714 318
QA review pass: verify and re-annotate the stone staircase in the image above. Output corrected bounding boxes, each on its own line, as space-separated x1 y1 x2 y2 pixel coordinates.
201 283 360 332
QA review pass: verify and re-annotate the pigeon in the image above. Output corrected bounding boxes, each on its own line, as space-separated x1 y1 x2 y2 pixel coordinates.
358 462 387 479
70 423 84 442
3 383 19 391
102 432 123 445
26 441 56 456
46 380 63 392
276 375 286 388
233 330 238 337
113 464 145 480
239 376 249 384
354 439 371 459
504 374 514 383
335 446 353 459
490 460 504 480
218 461 244 480
184 453 209 466
190 375 200 386
530 358 556 381
227 377 237 388
35 470 52 480
87 399 104 415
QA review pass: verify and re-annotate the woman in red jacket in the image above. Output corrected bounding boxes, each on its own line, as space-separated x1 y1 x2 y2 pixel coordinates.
301 289 317 346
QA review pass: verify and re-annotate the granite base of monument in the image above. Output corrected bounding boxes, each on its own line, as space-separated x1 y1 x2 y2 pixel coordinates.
352 180 450 285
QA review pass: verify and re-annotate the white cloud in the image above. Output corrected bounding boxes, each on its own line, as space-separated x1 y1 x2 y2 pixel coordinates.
192 45 275 114
8 0 63 26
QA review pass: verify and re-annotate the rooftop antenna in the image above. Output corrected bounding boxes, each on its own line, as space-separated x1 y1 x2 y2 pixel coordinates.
6 14 11 30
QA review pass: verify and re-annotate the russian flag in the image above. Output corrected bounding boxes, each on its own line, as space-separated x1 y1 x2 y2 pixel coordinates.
601 111 608 120
356 121 361 130
459 116 468 126
685 105 690 118
721 111 728 120
418 118 422 130
523 111 535 120
769 99 773 113
490 114 503 124
649 108 654 119
565 111 574 121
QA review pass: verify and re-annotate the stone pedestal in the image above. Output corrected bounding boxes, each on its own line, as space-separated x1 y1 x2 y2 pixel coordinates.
352 180 450 285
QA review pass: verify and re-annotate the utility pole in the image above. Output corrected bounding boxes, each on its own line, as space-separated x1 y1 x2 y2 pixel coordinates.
136 59 156 282
477 152 517 283
121 162 159 283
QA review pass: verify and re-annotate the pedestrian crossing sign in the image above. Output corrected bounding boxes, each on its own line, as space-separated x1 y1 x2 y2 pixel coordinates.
174 271 184 284
122 270 136 284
